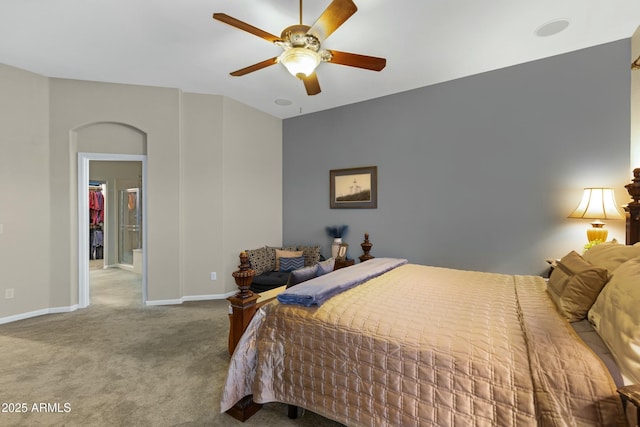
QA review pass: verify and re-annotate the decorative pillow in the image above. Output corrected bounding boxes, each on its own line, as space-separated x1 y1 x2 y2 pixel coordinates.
583 241 640 274
588 256 640 384
547 250 609 322
245 246 270 276
279 256 305 272
316 257 335 276
267 246 296 271
286 264 319 288
274 249 303 271
298 245 321 267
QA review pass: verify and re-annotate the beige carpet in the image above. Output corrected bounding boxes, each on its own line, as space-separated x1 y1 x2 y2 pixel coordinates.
0 267 343 427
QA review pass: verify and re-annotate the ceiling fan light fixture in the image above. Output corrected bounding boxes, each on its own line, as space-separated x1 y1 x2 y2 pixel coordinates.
279 48 321 79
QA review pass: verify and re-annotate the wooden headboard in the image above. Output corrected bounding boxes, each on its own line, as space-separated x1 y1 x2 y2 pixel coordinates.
625 168 640 245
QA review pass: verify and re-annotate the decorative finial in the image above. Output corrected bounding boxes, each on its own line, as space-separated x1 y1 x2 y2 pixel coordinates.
359 233 374 262
626 168 640 205
232 252 256 298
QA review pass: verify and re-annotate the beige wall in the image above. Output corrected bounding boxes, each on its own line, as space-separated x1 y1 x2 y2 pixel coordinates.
181 93 225 296
182 95 283 296
0 64 282 321
77 122 147 155
0 64 51 318
222 97 283 286
49 79 183 304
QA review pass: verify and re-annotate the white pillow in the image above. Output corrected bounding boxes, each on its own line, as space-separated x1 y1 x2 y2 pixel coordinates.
588 256 640 384
583 241 640 274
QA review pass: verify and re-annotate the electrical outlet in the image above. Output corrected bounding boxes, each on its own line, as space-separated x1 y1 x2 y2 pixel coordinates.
210 272 217 281
5 288 14 299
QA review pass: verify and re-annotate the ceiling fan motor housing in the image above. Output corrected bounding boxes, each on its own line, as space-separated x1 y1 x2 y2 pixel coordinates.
280 25 320 51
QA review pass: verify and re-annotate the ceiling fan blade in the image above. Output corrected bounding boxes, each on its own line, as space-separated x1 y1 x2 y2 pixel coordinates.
229 57 279 76
302 72 321 95
327 50 386 71
213 13 281 43
307 0 357 41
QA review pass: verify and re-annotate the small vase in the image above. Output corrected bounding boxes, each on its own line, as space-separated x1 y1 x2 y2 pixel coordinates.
331 238 342 259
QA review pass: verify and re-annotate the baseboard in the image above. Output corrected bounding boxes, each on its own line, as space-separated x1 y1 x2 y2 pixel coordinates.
0 305 79 325
0 293 238 323
145 292 236 306
144 298 183 306
182 292 237 301
116 263 134 272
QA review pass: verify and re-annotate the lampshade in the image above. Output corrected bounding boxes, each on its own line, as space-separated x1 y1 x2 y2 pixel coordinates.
279 48 321 79
568 188 624 242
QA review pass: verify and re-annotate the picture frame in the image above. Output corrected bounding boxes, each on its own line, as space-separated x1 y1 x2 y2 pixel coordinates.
330 166 377 209
336 243 349 260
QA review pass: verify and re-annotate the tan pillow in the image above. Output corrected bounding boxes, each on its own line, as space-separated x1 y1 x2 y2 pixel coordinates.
588 256 640 384
583 241 640 274
274 249 303 271
266 245 296 270
547 251 609 322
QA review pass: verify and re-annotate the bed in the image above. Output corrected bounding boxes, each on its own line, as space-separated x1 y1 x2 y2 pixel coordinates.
221 169 640 426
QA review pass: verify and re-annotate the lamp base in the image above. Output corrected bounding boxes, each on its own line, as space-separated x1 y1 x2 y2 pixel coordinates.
586 221 608 243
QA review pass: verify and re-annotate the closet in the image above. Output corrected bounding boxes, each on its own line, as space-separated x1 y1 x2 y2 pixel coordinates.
89 182 105 260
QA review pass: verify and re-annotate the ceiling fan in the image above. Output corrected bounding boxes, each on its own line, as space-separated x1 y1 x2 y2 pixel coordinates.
213 0 386 96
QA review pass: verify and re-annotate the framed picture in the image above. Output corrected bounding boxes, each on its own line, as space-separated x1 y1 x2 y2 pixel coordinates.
336 243 349 260
330 166 377 209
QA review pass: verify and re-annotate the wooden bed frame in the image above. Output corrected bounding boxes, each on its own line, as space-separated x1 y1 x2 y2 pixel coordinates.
225 234 376 421
224 169 640 422
227 232 378 357
625 168 640 246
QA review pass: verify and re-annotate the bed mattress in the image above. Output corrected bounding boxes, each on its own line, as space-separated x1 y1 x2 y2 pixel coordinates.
221 264 625 426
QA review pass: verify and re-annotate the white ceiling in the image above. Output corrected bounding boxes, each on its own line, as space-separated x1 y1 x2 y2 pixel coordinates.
1 0 639 119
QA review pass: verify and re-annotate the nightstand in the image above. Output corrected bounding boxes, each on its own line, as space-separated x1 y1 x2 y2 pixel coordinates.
545 259 559 278
334 259 355 270
617 384 640 426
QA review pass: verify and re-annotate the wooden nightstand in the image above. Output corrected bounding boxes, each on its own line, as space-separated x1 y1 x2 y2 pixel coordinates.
617 384 640 426
334 259 355 270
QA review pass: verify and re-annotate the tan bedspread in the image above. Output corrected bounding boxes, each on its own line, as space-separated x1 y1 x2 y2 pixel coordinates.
221 264 625 426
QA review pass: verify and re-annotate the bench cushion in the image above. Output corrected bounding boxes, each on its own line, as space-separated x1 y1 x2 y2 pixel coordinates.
250 271 291 293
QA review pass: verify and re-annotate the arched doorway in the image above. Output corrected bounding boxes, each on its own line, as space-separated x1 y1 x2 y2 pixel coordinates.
75 121 147 308
78 153 147 307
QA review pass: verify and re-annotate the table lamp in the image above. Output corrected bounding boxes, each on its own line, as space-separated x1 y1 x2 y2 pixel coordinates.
568 188 624 243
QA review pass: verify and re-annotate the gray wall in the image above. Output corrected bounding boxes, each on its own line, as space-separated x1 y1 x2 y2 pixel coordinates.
283 40 631 275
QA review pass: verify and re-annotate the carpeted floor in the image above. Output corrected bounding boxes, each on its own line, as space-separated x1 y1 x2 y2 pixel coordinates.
0 267 343 427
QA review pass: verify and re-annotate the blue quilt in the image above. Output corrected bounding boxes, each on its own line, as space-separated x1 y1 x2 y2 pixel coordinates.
276 257 408 307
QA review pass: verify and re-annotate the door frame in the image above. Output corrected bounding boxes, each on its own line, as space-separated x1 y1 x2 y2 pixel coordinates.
78 152 147 308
